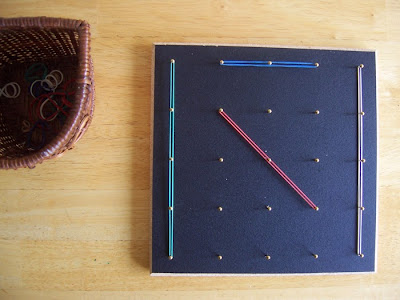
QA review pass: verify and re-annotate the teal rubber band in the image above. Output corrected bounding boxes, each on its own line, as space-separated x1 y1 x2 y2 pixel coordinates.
25 63 48 83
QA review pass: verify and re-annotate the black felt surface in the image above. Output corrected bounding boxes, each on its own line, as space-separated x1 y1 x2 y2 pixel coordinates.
152 45 377 274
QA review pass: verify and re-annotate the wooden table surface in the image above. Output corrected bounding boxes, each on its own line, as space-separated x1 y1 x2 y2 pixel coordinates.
1 1 399 299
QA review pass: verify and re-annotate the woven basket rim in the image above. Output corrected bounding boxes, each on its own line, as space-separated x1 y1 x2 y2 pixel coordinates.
0 17 92 169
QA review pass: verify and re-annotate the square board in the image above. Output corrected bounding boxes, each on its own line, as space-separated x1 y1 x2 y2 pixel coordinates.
151 44 377 275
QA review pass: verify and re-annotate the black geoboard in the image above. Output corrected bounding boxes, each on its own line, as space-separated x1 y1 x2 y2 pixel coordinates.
151 44 377 275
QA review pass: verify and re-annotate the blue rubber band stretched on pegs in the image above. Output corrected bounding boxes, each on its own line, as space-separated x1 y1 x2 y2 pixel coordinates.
219 60 319 68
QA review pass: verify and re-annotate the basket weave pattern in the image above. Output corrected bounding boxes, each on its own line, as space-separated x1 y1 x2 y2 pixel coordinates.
0 17 94 169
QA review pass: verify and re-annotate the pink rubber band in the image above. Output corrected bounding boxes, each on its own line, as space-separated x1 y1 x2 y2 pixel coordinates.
219 110 317 209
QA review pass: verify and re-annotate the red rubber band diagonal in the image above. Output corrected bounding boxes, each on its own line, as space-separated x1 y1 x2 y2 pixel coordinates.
218 109 318 210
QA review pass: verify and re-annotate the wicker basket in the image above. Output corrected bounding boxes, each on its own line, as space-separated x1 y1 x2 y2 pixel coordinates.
0 17 94 169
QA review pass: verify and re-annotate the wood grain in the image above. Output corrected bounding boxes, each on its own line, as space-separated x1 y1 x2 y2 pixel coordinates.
1 0 399 298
